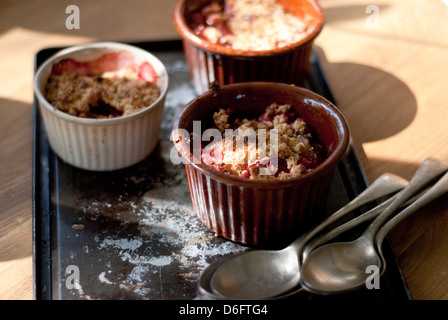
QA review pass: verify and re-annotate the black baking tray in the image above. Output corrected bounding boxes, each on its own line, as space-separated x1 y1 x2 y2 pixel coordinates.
32 39 411 301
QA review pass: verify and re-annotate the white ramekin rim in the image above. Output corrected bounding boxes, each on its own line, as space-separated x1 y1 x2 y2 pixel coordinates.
34 41 169 126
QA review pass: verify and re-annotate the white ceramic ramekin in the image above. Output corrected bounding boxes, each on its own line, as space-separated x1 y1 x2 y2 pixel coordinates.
34 42 169 171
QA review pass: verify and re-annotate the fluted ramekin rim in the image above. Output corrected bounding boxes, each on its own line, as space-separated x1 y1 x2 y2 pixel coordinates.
172 82 350 189
34 41 169 126
173 0 325 57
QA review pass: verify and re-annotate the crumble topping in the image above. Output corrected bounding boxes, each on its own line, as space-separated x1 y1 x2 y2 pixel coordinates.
201 103 326 180
190 0 316 51
44 53 160 119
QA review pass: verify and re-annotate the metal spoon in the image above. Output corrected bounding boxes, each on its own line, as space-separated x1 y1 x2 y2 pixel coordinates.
198 188 405 300
198 251 309 299
300 159 448 295
374 171 448 280
199 187 435 300
202 185 439 300
205 172 408 299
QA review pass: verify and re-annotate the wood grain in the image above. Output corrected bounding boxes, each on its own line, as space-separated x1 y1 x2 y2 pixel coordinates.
0 0 447 300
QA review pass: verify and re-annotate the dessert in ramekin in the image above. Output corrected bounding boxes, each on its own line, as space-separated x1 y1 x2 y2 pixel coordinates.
172 82 350 247
34 42 169 171
174 0 324 94
201 103 326 180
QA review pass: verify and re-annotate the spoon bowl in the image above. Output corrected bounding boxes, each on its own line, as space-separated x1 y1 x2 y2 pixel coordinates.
211 248 299 299
300 237 381 294
199 252 306 300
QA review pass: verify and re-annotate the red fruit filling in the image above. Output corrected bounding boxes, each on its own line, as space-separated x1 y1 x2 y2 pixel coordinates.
200 103 326 180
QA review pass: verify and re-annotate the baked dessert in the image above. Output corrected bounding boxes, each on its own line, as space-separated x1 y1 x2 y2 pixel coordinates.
201 103 326 179
188 0 317 51
44 51 160 118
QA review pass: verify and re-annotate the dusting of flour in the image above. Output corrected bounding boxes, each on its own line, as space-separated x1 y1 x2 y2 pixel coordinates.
82 57 248 299
95 143 247 299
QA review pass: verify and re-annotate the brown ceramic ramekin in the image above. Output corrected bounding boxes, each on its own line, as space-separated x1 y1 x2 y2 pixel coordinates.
173 0 324 94
171 82 350 248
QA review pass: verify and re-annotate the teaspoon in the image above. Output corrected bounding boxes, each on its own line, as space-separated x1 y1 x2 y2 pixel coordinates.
205 172 408 299
300 159 448 295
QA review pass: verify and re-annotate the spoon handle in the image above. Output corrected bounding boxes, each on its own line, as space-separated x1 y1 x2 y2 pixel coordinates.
289 172 407 253
363 158 448 241
301 187 429 260
375 170 448 247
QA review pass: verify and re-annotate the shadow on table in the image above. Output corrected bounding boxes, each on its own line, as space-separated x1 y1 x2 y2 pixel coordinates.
313 46 422 177
314 46 418 143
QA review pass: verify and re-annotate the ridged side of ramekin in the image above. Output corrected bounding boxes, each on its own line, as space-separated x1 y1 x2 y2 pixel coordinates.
183 40 314 94
34 42 169 171
172 82 349 248
37 99 165 171
184 163 334 248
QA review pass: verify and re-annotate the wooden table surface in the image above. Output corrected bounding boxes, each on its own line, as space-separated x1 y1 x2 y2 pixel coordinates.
1 0 447 300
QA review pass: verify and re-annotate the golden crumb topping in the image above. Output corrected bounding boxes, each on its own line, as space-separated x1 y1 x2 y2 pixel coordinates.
201 103 325 180
45 67 159 119
191 0 316 51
